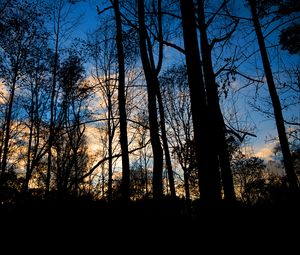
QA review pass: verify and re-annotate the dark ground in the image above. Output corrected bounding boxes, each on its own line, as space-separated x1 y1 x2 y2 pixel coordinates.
1 197 299 253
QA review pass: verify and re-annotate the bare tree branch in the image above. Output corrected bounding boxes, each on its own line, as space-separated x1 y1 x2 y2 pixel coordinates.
210 20 239 49
264 16 300 39
147 11 181 20
225 123 257 142
156 39 185 54
216 68 264 84
96 5 113 15
76 139 151 182
284 120 300 126
206 0 229 28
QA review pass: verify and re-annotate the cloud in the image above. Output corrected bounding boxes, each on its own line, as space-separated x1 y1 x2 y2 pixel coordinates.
85 125 101 153
254 145 274 161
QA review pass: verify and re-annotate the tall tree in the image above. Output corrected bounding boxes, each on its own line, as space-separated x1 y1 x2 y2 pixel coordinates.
160 65 194 203
0 0 46 187
46 0 83 194
111 0 130 202
54 54 90 198
86 27 119 202
46 0 64 194
137 0 164 199
180 0 222 206
197 0 236 204
136 0 176 198
21 35 50 194
255 0 300 54
248 0 299 193
154 0 176 198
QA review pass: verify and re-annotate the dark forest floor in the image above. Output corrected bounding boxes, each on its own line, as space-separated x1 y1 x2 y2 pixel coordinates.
1 197 299 253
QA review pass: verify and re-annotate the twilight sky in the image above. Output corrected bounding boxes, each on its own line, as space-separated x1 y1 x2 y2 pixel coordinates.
69 0 299 161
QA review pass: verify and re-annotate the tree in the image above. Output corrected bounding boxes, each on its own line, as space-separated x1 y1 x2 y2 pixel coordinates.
196 0 237 204
54 54 90 198
111 0 131 202
151 0 177 198
20 33 51 194
86 25 120 202
255 0 300 55
160 65 194 202
248 0 299 193
0 0 47 188
291 146 300 180
137 0 164 200
46 0 83 195
89 5 145 201
280 23 300 54
180 0 222 206
129 110 153 199
232 155 267 205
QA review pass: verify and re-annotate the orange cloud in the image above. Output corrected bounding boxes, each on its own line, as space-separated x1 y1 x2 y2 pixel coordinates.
255 146 274 161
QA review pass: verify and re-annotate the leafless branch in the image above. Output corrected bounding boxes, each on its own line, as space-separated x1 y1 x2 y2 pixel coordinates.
206 0 229 28
284 120 300 126
76 139 151 182
216 68 264 84
264 16 300 39
225 123 257 142
210 20 239 49
96 5 113 15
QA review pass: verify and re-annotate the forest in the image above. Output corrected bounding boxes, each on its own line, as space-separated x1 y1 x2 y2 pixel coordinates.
0 0 299 240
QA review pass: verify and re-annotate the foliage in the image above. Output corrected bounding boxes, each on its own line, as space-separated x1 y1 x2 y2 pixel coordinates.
232 155 267 204
279 24 300 54
253 0 300 55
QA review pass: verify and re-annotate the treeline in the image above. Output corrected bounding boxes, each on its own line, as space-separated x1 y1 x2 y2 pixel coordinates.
0 0 299 210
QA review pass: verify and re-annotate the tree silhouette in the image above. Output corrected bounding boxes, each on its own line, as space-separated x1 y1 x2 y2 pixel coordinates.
196 0 237 204
111 0 131 202
180 0 222 206
0 0 47 188
249 0 299 193
160 65 195 203
232 155 266 205
0 0 299 230
54 54 90 198
137 0 164 200
280 24 300 54
46 0 82 195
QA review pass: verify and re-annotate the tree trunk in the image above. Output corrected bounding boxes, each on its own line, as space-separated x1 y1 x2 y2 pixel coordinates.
197 0 236 204
112 0 131 202
107 92 113 202
183 169 191 202
249 0 299 193
23 97 35 194
137 0 164 200
153 0 176 198
180 0 222 206
46 46 59 195
1 72 17 183
156 88 176 198
73 142 79 196
0 121 5 167
101 165 105 198
46 1 63 195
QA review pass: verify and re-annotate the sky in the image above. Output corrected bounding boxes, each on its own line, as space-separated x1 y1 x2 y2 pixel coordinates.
68 0 299 162
72 0 99 35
